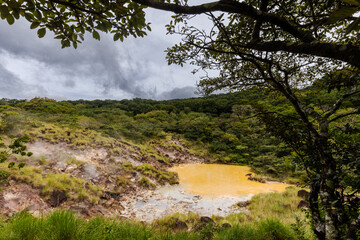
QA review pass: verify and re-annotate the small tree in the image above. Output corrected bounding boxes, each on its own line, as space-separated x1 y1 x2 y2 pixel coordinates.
0 135 33 169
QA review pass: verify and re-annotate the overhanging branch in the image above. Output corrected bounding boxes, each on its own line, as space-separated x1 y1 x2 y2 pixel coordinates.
243 41 360 68
132 0 315 42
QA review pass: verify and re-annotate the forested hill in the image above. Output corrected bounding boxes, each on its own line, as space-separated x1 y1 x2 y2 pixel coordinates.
2 86 356 182
0 89 309 182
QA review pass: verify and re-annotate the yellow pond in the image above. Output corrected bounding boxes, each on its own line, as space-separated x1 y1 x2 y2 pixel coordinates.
169 164 290 197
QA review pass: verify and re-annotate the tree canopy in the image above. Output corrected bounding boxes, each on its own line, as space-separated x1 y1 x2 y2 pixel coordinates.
0 0 359 67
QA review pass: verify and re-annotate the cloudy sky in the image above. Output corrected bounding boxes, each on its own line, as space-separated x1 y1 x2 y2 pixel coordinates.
0 8 208 100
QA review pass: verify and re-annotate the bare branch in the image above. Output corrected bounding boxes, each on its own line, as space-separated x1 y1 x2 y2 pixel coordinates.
329 109 360 123
325 89 360 119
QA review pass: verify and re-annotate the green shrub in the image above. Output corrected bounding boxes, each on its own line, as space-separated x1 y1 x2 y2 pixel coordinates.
45 210 83 240
0 170 9 183
139 177 155 188
215 219 297 240
1 211 43 240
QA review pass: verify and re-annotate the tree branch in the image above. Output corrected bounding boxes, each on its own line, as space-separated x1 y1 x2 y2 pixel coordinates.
251 0 269 42
329 108 360 123
243 41 360 68
325 89 360 119
132 0 315 42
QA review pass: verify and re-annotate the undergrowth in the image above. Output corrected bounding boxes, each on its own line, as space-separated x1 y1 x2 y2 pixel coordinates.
0 209 314 240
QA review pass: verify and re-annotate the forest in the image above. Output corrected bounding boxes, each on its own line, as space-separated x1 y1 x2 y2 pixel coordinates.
1 87 332 181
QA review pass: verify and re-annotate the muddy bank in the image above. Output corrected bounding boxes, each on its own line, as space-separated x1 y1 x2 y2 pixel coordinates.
128 164 290 222
0 139 290 222
0 139 207 219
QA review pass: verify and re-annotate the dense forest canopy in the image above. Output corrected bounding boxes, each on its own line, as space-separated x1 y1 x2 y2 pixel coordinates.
1 0 360 239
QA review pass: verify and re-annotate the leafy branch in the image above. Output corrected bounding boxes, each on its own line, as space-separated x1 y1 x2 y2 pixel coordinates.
0 135 33 169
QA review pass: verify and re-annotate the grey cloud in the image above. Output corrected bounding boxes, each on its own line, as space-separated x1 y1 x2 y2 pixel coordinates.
0 11 201 100
158 86 198 100
63 79 76 88
0 20 156 99
0 64 47 99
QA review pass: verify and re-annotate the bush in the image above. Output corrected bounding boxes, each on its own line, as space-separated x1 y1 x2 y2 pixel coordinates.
215 219 297 240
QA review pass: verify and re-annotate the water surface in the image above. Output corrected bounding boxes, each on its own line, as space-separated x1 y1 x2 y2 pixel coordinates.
132 164 290 221
169 164 290 196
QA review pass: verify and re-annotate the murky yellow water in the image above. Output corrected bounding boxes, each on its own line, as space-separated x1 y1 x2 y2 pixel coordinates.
169 164 290 197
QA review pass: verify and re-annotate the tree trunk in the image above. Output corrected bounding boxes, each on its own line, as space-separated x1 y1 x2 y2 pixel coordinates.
309 183 326 240
313 122 341 240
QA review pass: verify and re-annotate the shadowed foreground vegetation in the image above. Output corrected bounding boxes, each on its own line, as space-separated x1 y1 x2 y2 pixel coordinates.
0 188 315 240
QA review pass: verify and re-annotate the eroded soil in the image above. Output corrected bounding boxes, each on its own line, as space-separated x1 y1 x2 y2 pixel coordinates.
0 137 207 220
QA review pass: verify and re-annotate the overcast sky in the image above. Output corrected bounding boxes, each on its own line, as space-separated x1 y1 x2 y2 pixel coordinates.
0 8 208 101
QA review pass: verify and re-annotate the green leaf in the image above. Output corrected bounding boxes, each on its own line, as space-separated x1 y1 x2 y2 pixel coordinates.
326 7 359 24
37 28 46 38
92 30 100 40
113 32 121 41
345 17 360 34
30 21 40 29
7 162 15 168
24 13 33 22
6 14 14 25
18 163 25 169
61 39 70 48
0 5 9 19
340 0 360 6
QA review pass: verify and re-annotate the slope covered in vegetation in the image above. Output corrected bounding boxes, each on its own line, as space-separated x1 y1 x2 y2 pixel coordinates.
0 87 357 238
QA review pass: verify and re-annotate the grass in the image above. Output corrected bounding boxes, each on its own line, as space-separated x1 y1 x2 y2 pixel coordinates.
247 187 304 224
0 163 102 203
0 210 200 240
214 219 298 240
136 163 179 185
0 208 314 240
139 176 156 188
0 186 316 240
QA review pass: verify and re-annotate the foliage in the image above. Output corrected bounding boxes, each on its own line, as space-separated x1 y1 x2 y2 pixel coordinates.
0 135 32 169
1 163 102 202
326 0 360 34
0 0 150 48
0 207 313 240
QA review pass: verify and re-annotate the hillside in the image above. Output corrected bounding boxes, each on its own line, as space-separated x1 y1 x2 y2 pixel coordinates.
0 87 358 239
0 89 306 218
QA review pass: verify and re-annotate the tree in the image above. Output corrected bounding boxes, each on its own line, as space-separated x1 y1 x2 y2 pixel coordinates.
1 0 360 239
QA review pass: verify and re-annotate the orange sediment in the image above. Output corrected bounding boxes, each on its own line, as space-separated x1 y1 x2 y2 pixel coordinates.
169 164 290 197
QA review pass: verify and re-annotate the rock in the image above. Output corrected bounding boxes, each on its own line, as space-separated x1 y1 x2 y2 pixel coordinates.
237 200 251 208
221 223 232 229
245 173 252 177
65 164 77 173
193 195 201 200
55 161 67 172
49 190 67 207
247 175 266 183
70 205 90 216
297 200 309 209
297 190 310 199
200 216 215 224
157 159 166 164
173 220 188 232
